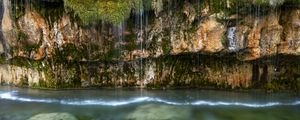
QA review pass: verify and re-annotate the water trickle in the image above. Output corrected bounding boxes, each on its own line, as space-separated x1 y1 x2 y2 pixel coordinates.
118 22 125 86
134 1 145 85
227 27 239 52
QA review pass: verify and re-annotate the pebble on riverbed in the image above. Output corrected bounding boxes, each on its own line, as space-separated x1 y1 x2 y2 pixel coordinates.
126 104 191 120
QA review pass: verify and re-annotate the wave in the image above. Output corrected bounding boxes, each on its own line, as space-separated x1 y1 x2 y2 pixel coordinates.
0 91 299 108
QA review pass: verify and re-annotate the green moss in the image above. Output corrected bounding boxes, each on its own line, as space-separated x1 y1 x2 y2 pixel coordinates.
64 0 150 26
37 78 50 88
124 43 137 51
221 34 228 47
14 31 41 55
266 81 277 92
162 39 171 54
10 0 26 21
19 76 29 87
207 0 229 13
17 31 28 42
296 77 300 91
105 49 121 60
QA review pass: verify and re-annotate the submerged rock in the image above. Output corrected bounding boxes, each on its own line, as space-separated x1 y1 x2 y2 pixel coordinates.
126 104 191 120
28 113 77 120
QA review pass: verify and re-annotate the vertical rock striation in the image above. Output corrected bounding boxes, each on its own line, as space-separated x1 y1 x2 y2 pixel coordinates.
0 0 299 90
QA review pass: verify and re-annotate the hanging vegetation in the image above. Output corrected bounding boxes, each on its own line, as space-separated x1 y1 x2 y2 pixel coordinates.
63 0 149 26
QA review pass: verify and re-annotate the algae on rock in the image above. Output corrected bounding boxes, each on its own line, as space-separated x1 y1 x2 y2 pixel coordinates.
64 0 149 26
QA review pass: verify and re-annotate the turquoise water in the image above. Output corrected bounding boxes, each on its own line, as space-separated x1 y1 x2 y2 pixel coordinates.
0 87 299 120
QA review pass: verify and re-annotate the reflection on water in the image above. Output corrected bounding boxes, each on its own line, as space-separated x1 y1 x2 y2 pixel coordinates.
0 86 299 120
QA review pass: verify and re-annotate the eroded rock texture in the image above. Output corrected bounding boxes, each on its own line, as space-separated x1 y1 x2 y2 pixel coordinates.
0 0 300 91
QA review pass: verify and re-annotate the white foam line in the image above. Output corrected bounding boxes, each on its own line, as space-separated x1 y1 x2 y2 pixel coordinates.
1 91 299 108
0 91 58 103
292 101 300 105
190 101 281 107
61 97 150 106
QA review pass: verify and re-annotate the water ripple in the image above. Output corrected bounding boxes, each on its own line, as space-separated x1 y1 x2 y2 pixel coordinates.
0 91 299 108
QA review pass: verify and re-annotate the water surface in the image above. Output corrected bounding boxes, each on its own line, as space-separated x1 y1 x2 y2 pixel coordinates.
0 87 299 120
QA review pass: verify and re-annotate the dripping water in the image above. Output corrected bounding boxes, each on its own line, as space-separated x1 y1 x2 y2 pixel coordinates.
117 21 125 86
273 7 280 72
135 1 144 86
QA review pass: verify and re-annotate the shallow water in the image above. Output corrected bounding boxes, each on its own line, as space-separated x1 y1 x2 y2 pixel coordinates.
0 87 299 120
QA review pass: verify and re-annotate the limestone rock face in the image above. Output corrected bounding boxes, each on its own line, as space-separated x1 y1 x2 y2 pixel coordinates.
17 8 48 45
280 9 300 55
195 16 225 53
5 1 300 62
225 10 300 61
16 9 79 59
233 13 283 60
0 1 300 90
0 65 45 87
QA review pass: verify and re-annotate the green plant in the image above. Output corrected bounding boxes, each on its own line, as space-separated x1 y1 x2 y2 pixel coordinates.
64 0 150 26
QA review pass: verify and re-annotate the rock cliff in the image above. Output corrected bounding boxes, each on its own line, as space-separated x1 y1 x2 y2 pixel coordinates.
0 0 300 91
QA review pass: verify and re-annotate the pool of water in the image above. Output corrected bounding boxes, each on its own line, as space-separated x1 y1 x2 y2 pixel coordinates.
0 86 299 120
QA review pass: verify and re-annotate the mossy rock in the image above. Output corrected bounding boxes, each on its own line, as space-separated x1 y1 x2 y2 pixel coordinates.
126 104 191 120
28 113 77 120
64 0 148 26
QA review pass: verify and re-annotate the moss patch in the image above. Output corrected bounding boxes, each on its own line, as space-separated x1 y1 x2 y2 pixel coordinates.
64 0 149 26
